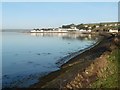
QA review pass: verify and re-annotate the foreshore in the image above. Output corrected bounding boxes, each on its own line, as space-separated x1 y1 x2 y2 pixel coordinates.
31 32 120 88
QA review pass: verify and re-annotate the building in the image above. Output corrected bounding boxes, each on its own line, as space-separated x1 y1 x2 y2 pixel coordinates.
109 24 113 26
59 27 79 31
104 24 107 26
115 24 117 26
88 27 92 29
85 25 88 27
96 25 99 28
109 29 118 33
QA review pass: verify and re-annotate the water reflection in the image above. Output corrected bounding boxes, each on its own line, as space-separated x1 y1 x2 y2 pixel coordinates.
30 32 68 37
30 33 97 41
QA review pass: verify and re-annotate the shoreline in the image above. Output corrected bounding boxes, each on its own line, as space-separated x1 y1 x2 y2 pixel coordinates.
31 33 110 88
30 32 120 88
56 35 101 68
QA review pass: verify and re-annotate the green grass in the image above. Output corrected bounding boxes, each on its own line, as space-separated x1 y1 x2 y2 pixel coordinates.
91 48 120 88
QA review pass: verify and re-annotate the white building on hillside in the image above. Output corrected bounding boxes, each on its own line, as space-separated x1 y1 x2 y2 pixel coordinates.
58 27 79 31
96 25 99 28
109 29 118 33
105 24 107 26
115 24 117 26
88 27 92 29
79 29 91 33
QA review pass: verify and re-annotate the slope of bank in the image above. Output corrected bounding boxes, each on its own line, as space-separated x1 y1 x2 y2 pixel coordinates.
90 48 120 88
32 33 120 89
90 33 120 88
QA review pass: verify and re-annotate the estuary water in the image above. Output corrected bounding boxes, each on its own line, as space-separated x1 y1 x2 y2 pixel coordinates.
2 31 98 88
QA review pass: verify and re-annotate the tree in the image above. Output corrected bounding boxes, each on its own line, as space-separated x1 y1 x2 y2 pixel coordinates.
76 24 85 29
110 26 118 30
118 25 120 31
91 25 96 30
99 23 104 27
85 27 89 30
62 23 76 28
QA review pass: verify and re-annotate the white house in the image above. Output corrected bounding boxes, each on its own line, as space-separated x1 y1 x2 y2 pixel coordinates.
105 24 107 26
57 26 79 32
96 25 99 28
88 27 92 29
85 25 88 27
109 24 113 26
79 29 91 33
115 24 117 26
88 30 92 32
109 29 118 33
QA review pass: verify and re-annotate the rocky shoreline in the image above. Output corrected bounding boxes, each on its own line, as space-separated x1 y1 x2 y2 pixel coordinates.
31 33 120 89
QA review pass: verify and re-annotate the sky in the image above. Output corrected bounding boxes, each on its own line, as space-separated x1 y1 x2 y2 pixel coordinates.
2 2 118 29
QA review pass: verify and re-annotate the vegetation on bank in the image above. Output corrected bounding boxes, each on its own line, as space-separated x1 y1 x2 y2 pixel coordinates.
90 49 120 88
62 22 120 32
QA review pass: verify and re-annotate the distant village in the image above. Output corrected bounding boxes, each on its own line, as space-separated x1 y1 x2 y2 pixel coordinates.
31 22 120 33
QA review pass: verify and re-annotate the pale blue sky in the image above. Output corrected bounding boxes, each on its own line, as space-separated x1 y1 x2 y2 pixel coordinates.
2 2 118 29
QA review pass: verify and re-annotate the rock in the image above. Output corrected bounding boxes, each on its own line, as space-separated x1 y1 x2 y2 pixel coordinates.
75 76 81 81
78 82 82 87
73 80 78 85
85 71 89 74
71 83 75 87
75 85 79 88
77 73 80 77
66 84 72 89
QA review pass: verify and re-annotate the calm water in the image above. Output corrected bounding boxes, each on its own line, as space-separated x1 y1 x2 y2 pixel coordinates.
2 31 98 88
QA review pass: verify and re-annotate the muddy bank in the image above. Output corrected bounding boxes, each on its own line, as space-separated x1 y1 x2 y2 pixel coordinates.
31 33 119 88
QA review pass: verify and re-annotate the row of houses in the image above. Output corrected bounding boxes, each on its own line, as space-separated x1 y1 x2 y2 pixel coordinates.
84 22 119 28
31 25 80 33
31 22 119 33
